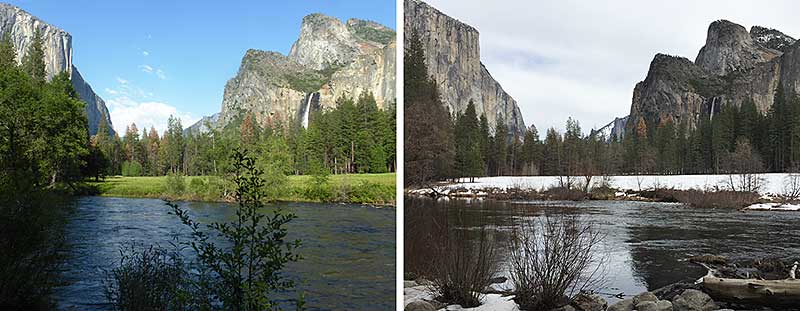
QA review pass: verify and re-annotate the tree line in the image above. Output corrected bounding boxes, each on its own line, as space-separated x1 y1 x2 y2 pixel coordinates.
92 93 396 179
405 30 800 187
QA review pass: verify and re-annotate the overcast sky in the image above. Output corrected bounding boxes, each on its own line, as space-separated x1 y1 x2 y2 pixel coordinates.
425 0 800 134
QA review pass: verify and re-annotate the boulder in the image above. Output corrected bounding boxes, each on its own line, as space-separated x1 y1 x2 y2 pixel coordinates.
636 300 673 311
633 292 659 305
405 300 436 311
571 293 608 311
607 298 635 311
672 289 716 311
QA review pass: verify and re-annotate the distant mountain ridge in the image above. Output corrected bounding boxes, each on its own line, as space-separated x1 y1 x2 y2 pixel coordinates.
190 13 396 133
0 3 114 136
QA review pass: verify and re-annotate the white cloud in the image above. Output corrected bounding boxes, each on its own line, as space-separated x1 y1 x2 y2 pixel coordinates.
426 0 800 134
116 77 129 84
155 69 166 80
139 64 154 74
142 50 149 56
106 96 197 136
104 88 119 95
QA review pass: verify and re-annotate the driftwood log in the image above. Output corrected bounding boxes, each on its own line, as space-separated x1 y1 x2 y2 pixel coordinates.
699 261 800 305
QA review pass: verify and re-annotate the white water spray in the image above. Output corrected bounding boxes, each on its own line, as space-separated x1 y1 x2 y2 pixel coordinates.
302 94 312 128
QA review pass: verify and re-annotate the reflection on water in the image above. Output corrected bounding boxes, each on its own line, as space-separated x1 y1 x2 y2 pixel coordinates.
54 197 395 310
405 197 800 299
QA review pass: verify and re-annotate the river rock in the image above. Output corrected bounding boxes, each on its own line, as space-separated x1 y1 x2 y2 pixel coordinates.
607 298 635 311
636 300 673 311
405 300 436 311
672 289 716 311
489 276 507 284
404 280 418 287
552 305 576 311
633 292 659 305
571 293 607 311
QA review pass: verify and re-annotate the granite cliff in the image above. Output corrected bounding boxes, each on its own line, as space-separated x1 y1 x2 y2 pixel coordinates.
0 3 114 135
628 19 799 132
195 13 396 132
403 0 526 138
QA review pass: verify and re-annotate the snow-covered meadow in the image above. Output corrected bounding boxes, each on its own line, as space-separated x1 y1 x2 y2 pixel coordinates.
414 173 798 197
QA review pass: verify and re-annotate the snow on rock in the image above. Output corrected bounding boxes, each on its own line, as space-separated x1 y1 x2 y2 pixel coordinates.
744 203 800 211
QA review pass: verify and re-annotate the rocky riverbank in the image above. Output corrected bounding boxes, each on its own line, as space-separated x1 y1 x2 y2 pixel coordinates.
404 256 800 311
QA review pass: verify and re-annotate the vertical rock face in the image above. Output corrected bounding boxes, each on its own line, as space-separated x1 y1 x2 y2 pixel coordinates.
205 13 396 131
0 3 114 136
403 0 526 138
288 14 361 71
695 20 780 76
628 19 800 133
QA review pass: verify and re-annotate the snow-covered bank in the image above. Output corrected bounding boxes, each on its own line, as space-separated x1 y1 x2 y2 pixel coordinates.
411 173 796 198
744 202 800 211
403 281 519 311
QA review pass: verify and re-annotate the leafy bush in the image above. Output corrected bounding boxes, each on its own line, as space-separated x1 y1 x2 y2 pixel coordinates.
0 190 67 310
303 162 333 202
103 243 194 311
165 173 186 196
187 176 225 201
121 161 142 177
169 149 303 310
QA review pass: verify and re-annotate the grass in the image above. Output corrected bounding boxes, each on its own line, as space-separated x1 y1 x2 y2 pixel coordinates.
86 173 396 205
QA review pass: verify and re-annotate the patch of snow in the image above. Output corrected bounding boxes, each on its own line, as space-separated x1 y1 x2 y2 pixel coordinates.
443 294 519 311
744 203 800 211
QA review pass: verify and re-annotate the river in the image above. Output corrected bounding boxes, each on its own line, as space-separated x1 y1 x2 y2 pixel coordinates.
405 196 800 301
54 196 395 310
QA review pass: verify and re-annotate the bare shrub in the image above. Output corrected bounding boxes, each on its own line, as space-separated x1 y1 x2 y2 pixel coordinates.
509 214 606 311
544 186 586 201
722 138 766 193
429 212 499 307
782 173 800 202
648 189 759 209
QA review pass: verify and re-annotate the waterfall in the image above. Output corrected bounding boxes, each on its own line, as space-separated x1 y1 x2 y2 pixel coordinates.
302 94 312 129
709 97 717 120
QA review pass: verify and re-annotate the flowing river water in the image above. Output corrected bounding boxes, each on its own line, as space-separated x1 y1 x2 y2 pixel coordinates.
405 196 800 301
54 196 395 310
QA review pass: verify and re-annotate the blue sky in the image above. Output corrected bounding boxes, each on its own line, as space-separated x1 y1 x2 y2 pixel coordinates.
8 0 395 135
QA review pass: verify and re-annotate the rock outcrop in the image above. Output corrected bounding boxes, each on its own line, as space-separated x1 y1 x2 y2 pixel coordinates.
403 0 526 138
628 19 799 133
199 13 395 131
0 3 114 135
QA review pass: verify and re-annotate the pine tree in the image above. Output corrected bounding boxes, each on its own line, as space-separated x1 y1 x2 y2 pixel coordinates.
21 30 46 83
0 33 16 69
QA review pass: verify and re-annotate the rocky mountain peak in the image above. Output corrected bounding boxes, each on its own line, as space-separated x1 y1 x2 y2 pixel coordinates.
288 13 361 70
750 25 796 53
346 18 396 45
695 19 780 76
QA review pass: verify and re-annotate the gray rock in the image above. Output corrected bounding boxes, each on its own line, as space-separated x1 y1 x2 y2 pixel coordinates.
607 298 634 311
489 276 507 284
633 292 659 305
404 0 527 138
0 3 114 136
552 305 577 311
636 300 673 311
217 13 395 130
405 300 436 311
672 289 716 311
628 19 800 135
403 280 418 288
571 293 607 311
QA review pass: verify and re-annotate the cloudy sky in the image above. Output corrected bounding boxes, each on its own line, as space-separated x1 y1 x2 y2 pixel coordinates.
425 0 799 134
9 0 395 135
